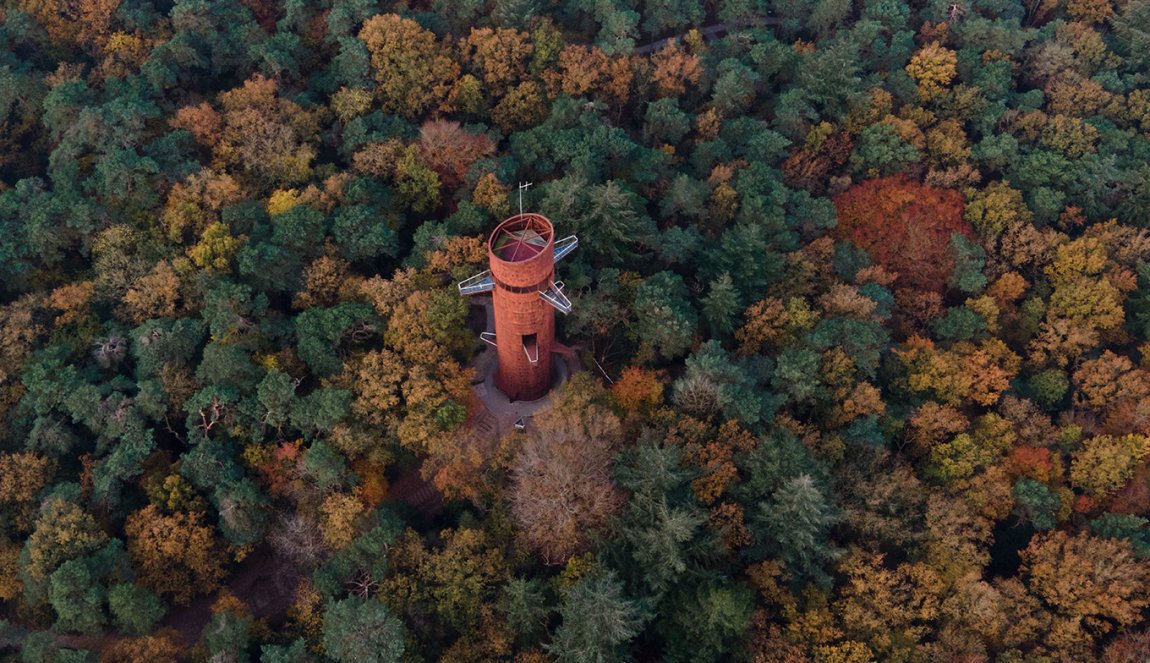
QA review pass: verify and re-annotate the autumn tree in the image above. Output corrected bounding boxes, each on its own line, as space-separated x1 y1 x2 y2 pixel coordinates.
418 120 495 190
895 336 1021 407
832 177 974 294
1070 434 1150 499
834 549 943 660
649 41 703 99
736 297 791 356
964 181 1033 240
906 42 957 100
124 505 226 605
922 494 995 581
511 380 626 564
0 452 54 534
213 75 319 187
345 271 478 498
320 492 365 550
1030 235 1129 367
1021 531 1150 652
121 261 183 324
683 420 758 505
385 527 509 633
19 0 120 50
21 499 108 586
460 27 533 99
359 14 459 119
927 413 1017 485
158 169 243 245
610 366 665 414
906 401 969 457
1071 351 1150 412
99 633 183 663
547 44 634 108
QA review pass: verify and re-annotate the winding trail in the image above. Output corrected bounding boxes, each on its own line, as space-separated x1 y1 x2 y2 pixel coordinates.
633 18 781 55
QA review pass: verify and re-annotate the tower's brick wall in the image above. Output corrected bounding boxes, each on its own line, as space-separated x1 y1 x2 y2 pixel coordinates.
488 214 556 401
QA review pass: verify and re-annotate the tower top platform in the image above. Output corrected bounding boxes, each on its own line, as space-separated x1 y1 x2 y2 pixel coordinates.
489 214 554 263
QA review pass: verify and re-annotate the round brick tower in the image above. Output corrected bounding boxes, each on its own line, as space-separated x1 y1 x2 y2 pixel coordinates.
487 214 557 401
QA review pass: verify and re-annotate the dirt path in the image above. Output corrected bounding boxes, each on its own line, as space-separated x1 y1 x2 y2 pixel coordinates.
162 545 301 646
386 467 445 517
633 18 781 55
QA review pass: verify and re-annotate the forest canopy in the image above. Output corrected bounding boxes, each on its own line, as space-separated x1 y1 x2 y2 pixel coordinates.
2 0 1150 662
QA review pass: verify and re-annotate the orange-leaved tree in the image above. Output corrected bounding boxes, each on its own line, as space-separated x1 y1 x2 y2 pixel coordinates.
124 505 226 605
1021 531 1150 653
832 176 974 294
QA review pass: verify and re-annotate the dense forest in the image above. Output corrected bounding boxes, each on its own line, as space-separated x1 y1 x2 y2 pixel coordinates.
3 0 1150 661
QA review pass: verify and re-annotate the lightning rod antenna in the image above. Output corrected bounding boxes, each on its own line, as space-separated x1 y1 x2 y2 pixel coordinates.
518 181 532 217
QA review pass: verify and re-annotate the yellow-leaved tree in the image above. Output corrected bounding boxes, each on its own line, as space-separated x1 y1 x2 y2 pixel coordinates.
359 14 459 119
906 42 957 100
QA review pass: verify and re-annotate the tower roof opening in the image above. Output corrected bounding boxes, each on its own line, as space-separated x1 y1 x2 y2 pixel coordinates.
490 214 553 263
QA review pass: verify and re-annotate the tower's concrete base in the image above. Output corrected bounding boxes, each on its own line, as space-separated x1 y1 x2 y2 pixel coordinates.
471 347 567 438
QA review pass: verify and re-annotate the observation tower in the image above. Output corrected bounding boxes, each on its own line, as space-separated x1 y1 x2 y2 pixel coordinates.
457 213 578 401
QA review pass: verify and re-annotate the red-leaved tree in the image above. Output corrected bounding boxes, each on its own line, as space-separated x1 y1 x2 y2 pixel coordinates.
832 176 974 293
418 120 495 190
